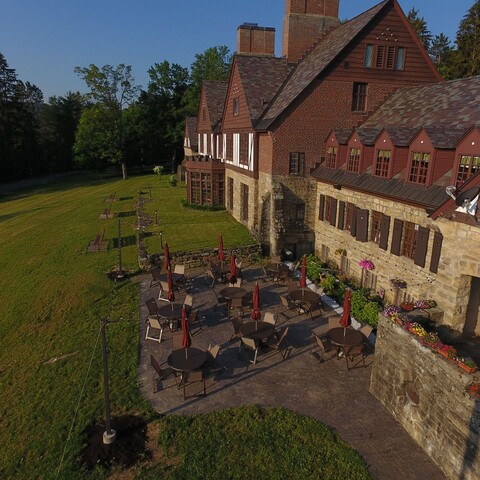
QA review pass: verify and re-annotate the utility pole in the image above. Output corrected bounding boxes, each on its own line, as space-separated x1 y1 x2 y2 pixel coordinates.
100 318 116 444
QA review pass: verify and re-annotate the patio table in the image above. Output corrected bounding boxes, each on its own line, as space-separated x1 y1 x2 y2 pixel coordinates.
167 347 207 372
219 287 247 300
327 327 365 349
240 320 274 341
158 272 184 285
157 303 184 330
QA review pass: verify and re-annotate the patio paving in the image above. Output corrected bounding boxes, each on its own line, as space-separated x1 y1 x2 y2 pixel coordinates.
137 264 446 480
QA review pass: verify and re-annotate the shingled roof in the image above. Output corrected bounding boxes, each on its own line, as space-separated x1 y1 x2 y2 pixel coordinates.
203 80 228 131
235 55 293 123
185 116 198 148
257 0 389 129
361 76 480 136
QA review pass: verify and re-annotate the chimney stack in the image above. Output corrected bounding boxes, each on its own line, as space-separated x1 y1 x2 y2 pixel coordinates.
237 23 275 56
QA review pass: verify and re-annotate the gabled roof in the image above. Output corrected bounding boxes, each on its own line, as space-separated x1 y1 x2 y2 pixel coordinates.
361 76 480 133
257 1 390 129
327 128 353 144
185 116 198 147
355 127 383 146
235 55 292 123
422 126 467 149
383 126 419 147
203 80 228 131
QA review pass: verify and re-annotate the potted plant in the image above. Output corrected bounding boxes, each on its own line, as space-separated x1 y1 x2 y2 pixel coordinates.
456 356 477 374
436 343 457 361
421 332 441 349
414 299 431 309
400 301 415 311
467 382 480 398
408 322 427 337
384 305 401 318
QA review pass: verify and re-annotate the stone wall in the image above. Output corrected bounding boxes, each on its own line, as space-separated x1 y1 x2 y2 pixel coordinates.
371 316 480 480
226 169 259 232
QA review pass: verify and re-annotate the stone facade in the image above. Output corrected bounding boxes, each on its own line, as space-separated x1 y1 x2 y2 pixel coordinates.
371 316 480 480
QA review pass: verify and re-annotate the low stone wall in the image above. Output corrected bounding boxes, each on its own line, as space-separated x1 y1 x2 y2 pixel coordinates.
370 316 480 480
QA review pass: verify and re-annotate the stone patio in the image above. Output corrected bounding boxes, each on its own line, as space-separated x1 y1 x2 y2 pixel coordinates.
137 264 446 480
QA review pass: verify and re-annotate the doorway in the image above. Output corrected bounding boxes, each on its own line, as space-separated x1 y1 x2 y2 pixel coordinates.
463 276 480 337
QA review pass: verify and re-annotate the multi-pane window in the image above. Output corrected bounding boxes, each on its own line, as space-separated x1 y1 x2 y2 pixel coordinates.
239 133 249 166
289 152 305 175
344 203 354 232
189 172 224 207
190 172 201 204
233 98 239 116
352 83 367 112
402 221 417 260
457 154 480 184
370 211 383 244
409 152 430 184
365 44 406 70
325 146 337 168
375 149 391 177
240 183 249 221
347 148 361 173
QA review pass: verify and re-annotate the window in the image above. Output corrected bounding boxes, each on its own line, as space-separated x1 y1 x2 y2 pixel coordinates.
409 152 430 184
365 44 406 70
457 154 480 185
370 211 383 244
190 172 201 204
240 183 249 221
401 221 417 260
289 152 305 175
228 178 233 210
347 148 361 173
375 45 385 68
239 133 249 166
352 83 367 112
375 149 391 177
325 146 337 168
396 47 405 70
324 197 333 222
364 44 374 67
344 203 355 232
226 134 233 161
233 98 239 116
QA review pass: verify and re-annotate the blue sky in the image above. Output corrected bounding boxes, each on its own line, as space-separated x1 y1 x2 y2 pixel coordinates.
0 0 473 100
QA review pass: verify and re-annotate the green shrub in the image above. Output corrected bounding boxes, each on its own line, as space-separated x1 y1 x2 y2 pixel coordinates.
320 273 336 295
306 254 323 284
361 302 381 328
351 290 368 320
168 175 177 187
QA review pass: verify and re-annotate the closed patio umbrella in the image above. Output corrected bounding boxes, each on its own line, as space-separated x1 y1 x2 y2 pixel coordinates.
227 254 237 284
164 242 171 272
340 288 352 339
167 266 175 303
218 233 225 262
181 305 191 349
299 255 307 290
250 282 261 320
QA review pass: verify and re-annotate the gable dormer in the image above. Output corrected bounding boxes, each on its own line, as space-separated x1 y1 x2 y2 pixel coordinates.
454 127 480 188
325 129 351 169
345 130 376 174
407 129 435 186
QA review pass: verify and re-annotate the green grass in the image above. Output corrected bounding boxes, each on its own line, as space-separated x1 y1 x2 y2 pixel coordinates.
138 406 372 480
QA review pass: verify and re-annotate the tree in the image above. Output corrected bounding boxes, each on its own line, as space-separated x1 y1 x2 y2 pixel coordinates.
407 7 432 51
453 0 480 78
429 33 456 79
74 64 140 178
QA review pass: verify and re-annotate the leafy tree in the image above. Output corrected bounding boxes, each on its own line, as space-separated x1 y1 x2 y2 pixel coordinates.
453 0 480 78
74 64 140 178
407 7 432 51
429 33 457 79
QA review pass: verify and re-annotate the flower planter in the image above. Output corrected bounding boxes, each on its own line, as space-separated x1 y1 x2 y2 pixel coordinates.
457 361 476 374
437 349 456 362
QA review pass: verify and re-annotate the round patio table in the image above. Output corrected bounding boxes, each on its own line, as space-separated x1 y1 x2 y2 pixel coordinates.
157 303 184 325
219 287 247 300
327 327 365 348
167 347 207 372
158 272 184 284
240 321 274 341
289 289 321 304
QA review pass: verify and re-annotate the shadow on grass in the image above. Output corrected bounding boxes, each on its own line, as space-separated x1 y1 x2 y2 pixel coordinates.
113 235 137 248
117 211 136 218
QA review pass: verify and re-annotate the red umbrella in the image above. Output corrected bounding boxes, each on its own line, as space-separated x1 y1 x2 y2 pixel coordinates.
299 255 307 289
218 233 225 262
164 242 171 272
227 254 237 284
340 289 352 339
250 282 261 320
167 266 175 303
181 305 191 349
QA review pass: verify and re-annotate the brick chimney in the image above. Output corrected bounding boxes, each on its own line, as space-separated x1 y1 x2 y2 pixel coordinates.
237 23 276 56
282 0 340 63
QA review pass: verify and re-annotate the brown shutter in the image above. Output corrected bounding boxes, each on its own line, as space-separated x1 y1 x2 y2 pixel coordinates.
414 227 430 267
337 201 345 230
429 231 443 273
356 209 369 242
391 219 404 256
379 215 390 250
318 195 325 220
329 198 337 226
350 206 358 237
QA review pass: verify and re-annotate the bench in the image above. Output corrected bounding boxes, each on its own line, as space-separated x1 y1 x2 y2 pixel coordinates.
105 192 117 203
99 205 114 219
87 229 108 252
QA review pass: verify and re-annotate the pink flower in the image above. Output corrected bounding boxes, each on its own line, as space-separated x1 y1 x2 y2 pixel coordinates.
358 259 375 270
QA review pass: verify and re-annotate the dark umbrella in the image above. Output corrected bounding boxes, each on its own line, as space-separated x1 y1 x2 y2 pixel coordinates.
218 233 225 262
164 242 171 272
299 255 307 290
340 288 352 340
250 282 261 320
227 254 237 284
167 266 175 303
181 305 191 350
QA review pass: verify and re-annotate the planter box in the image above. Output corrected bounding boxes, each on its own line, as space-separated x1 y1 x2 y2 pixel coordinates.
437 349 456 362
457 361 476 374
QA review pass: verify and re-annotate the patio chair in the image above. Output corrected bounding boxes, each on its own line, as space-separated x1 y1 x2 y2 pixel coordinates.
311 332 336 363
174 264 185 275
259 265 275 283
150 355 177 393
264 326 291 359
158 280 170 302
230 297 244 317
263 311 279 337
149 267 162 288
182 370 206 400
279 295 297 318
360 324 373 340
204 341 222 375
286 281 298 295
230 316 244 342
204 268 217 287
187 310 203 335
344 344 367 370
239 336 259 365
183 294 194 313
229 277 242 288
145 316 166 344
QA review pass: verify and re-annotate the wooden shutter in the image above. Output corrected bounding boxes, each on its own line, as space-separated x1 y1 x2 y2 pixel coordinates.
391 219 404 256
429 231 443 273
337 201 345 230
318 195 325 220
329 199 337 226
350 206 358 237
379 215 390 250
414 227 430 267
356 209 369 242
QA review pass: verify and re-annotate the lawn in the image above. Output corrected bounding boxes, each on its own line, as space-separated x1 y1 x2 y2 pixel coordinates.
0 172 371 479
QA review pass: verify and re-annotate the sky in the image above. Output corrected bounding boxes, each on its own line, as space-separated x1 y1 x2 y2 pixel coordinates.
0 0 474 100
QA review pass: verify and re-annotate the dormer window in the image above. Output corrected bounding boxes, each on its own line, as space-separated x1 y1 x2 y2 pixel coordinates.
233 98 240 116
409 152 430 184
347 148 361 173
326 146 337 168
374 149 391 177
457 154 480 185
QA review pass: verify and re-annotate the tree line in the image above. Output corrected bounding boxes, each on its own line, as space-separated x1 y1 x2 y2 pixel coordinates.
0 1 479 183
